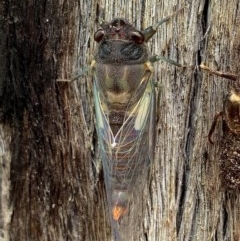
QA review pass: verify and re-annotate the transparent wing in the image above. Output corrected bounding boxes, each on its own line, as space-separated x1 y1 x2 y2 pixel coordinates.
94 76 155 240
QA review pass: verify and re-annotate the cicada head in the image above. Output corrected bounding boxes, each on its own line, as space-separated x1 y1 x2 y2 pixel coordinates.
94 18 145 43
94 18 152 65
224 82 240 134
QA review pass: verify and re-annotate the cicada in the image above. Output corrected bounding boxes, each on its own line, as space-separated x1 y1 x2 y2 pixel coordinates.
56 12 181 240
91 17 171 240
208 81 240 190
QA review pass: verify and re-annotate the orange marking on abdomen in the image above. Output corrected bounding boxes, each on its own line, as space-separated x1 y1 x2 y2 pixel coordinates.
112 205 128 221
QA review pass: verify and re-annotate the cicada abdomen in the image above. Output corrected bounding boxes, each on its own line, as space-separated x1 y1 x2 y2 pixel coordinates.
209 82 240 190
92 18 157 240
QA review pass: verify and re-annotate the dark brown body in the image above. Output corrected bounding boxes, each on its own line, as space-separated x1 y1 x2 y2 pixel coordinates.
219 131 240 190
209 85 240 190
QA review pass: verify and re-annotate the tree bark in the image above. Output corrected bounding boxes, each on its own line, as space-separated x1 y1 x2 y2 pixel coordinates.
0 0 240 241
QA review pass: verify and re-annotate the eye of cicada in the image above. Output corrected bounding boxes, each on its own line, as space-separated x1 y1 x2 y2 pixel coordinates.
120 42 143 60
130 31 144 44
94 29 105 42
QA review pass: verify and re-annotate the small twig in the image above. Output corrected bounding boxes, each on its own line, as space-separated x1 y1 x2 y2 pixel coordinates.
199 64 238 81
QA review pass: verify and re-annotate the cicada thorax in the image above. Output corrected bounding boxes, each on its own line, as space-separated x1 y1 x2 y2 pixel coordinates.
219 83 240 190
92 18 155 223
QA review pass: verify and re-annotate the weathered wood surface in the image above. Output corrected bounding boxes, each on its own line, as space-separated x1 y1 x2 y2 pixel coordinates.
0 0 240 240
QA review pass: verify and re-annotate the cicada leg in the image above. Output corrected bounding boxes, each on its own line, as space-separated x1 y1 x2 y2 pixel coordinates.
56 62 94 82
142 8 184 41
208 111 223 144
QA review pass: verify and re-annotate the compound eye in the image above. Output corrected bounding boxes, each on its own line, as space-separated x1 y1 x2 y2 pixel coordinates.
94 29 105 42
130 31 144 44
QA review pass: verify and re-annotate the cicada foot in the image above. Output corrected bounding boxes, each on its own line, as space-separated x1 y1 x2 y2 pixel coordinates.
208 111 223 144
